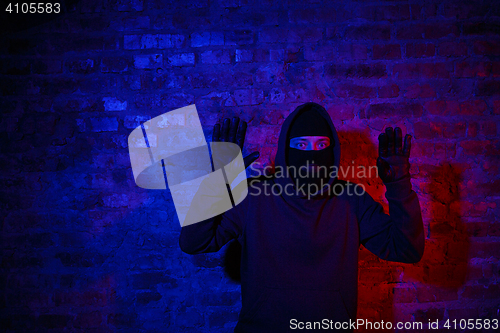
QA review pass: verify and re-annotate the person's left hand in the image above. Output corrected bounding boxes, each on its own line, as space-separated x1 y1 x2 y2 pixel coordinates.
377 127 412 183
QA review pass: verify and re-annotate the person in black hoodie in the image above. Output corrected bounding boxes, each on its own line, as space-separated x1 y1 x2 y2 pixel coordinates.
179 102 425 332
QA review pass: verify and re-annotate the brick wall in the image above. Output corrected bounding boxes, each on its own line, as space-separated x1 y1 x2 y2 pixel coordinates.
1 0 499 332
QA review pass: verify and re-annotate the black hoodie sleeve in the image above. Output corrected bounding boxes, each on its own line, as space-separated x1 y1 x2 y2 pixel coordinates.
178 208 242 255
357 176 425 263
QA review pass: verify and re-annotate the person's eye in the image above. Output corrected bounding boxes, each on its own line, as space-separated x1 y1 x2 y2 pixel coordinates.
318 143 327 149
297 143 306 149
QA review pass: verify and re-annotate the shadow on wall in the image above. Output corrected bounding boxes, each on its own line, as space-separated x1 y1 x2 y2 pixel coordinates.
425 163 469 288
395 162 469 325
338 129 399 327
335 131 469 328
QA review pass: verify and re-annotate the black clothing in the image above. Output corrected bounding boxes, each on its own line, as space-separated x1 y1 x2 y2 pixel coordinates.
179 102 425 332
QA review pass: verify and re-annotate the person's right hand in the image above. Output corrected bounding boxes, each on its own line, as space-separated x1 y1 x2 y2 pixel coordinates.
212 117 260 169
376 126 411 183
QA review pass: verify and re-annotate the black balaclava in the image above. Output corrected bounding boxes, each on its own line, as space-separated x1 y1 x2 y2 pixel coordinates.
286 107 334 190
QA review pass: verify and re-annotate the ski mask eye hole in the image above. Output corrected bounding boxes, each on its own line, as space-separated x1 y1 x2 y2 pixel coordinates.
289 136 331 151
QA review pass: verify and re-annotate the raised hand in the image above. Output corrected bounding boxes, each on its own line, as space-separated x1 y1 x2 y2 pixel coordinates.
377 127 412 183
212 117 260 169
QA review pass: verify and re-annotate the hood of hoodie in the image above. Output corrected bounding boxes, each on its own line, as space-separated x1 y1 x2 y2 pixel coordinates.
273 102 341 199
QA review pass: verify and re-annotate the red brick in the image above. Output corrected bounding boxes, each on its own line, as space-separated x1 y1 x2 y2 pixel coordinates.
396 24 425 39
416 285 458 302
393 63 452 79
228 89 263 106
337 44 368 60
260 27 322 43
425 23 460 39
359 267 394 283
409 124 430 143
414 122 437 139
334 83 376 99
438 42 468 57
448 308 479 320
288 7 338 24
480 121 497 137
455 61 492 77
431 142 456 159
482 260 496 278
429 220 454 237
414 307 445 322
378 83 399 98
362 102 423 119
424 100 460 115
284 47 302 63
488 222 500 236
451 264 468 287
249 110 285 125
400 264 425 283
460 140 489 155
404 83 436 99
442 121 466 138
476 80 500 96
235 49 253 62
326 27 341 40
358 284 390 304
474 41 500 55
485 284 500 299
446 241 470 261
325 104 356 121
325 63 386 79
405 43 435 58
219 10 278 27
425 264 455 284
465 262 484 281
373 44 401 59
467 122 478 138
304 45 335 61
409 4 421 20
355 5 411 22
107 313 138 327
200 50 231 64
463 22 500 36
392 285 417 303
101 56 130 73
492 62 500 77
74 311 103 328
459 100 487 115
466 179 500 197
494 100 500 115
66 58 98 74
246 126 277 145
460 285 485 299
345 25 391 40
443 2 491 19
225 30 254 46
468 240 500 258
420 240 446 264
